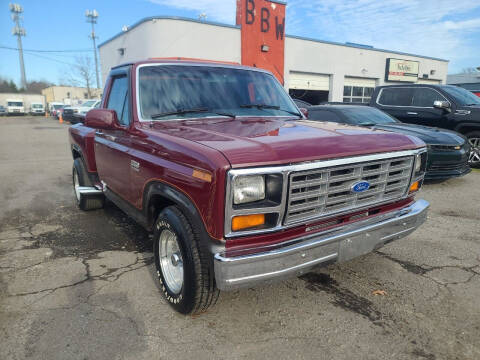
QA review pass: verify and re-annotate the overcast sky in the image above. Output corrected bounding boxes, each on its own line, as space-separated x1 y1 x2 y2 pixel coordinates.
1 0 479 86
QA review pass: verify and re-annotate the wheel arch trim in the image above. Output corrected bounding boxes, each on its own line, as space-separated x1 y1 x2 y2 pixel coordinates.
143 180 225 252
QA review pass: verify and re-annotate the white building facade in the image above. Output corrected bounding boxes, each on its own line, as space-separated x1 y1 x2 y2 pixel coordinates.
98 16 448 104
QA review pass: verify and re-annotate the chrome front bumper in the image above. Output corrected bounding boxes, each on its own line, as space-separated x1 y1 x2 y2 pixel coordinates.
214 199 429 290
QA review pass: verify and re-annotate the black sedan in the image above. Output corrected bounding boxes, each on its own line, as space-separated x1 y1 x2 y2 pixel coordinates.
307 105 471 180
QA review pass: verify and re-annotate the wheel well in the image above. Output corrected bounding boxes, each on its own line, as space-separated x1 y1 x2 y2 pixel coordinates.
147 194 176 227
456 125 480 136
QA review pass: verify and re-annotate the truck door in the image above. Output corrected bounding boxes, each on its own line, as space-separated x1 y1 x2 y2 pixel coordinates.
94 72 133 203
375 87 414 123
409 87 450 128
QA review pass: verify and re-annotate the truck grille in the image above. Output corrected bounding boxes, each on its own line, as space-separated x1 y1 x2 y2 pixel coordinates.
284 156 414 225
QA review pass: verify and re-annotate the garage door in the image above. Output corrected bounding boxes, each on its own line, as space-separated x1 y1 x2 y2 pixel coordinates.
416 78 442 84
289 72 330 91
344 77 377 88
343 77 377 103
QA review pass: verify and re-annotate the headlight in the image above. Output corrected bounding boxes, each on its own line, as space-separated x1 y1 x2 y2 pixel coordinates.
414 154 422 173
233 175 265 204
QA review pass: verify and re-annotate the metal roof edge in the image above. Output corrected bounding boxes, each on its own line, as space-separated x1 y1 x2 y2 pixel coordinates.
285 34 449 62
98 15 449 63
98 16 240 48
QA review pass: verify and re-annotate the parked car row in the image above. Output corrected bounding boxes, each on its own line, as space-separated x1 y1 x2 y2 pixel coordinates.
294 84 480 172
0 100 45 116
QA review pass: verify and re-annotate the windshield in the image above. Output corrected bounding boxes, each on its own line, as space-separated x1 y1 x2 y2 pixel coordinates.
442 85 480 106
53 105 63 109
138 65 300 120
8 102 23 107
32 104 43 108
338 106 398 124
82 100 97 107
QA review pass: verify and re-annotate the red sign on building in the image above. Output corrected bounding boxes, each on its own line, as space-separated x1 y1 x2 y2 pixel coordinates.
236 0 286 84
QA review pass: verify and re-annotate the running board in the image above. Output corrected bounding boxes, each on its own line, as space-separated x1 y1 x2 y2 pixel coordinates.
78 186 103 196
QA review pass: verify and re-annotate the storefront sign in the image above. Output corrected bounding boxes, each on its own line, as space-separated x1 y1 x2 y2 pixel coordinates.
385 58 419 82
236 0 286 83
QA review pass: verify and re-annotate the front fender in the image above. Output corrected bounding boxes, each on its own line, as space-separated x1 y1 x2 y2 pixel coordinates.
144 181 225 254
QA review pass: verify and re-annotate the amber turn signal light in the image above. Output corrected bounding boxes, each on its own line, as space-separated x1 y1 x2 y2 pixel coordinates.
409 181 420 193
232 214 265 231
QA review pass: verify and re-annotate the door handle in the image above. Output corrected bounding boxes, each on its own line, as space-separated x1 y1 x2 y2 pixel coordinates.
407 112 418 115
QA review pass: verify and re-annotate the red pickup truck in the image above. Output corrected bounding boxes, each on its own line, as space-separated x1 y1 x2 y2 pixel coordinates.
69 59 429 314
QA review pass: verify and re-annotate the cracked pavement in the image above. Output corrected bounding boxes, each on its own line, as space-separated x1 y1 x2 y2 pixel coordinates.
1 116 479 359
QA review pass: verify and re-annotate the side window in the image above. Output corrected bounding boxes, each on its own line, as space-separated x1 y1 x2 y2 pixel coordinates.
378 88 414 106
308 110 341 123
412 88 446 107
107 76 129 126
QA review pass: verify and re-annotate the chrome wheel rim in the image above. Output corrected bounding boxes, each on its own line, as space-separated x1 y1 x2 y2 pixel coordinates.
73 170 81 201
158 229 184 294
468 137 480 165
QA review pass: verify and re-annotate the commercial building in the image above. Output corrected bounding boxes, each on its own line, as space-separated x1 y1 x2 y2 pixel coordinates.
41 86 102 105
447 72 480 96
98 2 448 105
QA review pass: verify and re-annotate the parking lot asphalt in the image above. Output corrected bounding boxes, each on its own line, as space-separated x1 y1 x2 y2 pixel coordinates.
1 116 479 360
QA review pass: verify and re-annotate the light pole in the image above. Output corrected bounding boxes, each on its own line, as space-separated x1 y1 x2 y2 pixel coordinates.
10 3 27 89
86 9 100 89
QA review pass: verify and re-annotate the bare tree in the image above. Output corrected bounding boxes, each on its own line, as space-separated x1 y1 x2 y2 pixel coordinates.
61 56 96 97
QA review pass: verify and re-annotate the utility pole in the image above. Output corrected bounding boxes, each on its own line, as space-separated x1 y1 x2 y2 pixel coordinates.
85 9 100 88
10 3 27 89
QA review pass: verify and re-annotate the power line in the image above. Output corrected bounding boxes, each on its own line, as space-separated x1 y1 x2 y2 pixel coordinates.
22 51 77 66
0 45 91 53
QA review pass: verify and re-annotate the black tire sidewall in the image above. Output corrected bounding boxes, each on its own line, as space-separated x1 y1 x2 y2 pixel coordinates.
153 208 197 314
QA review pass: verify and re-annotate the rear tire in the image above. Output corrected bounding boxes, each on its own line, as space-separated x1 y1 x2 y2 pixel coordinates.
466 131 480 168
72 158 104 210
153 206 219 315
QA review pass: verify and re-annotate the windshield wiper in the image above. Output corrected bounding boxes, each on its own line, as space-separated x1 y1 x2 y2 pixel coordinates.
151 107 236 119
241 103 280 109
151 108 209 119
240 103 301 118
465 103 479 106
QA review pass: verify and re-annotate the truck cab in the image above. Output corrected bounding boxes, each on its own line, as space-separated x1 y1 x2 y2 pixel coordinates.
29 102 45 115
6 99 24 115
69 59 429 315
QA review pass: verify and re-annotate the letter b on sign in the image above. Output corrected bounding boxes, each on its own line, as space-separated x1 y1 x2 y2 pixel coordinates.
246 0 255 24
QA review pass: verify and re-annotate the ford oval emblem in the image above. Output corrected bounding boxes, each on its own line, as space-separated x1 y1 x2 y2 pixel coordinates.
351 181 370 193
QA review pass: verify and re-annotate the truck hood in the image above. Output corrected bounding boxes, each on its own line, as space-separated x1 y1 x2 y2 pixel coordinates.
147 117 425 168
371 123 465 145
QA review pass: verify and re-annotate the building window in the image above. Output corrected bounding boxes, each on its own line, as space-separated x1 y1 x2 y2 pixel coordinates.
343 86 374 103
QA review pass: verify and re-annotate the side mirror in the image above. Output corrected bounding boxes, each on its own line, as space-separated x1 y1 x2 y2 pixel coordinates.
299 108 309 118
85 109 122 130
433 100 451 111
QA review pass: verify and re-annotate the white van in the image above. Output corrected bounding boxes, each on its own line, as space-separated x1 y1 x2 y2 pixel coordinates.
29 102 45 115
6 99 25 115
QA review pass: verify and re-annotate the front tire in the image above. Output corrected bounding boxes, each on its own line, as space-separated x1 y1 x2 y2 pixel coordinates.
466 131 480 168
153 206 219 315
